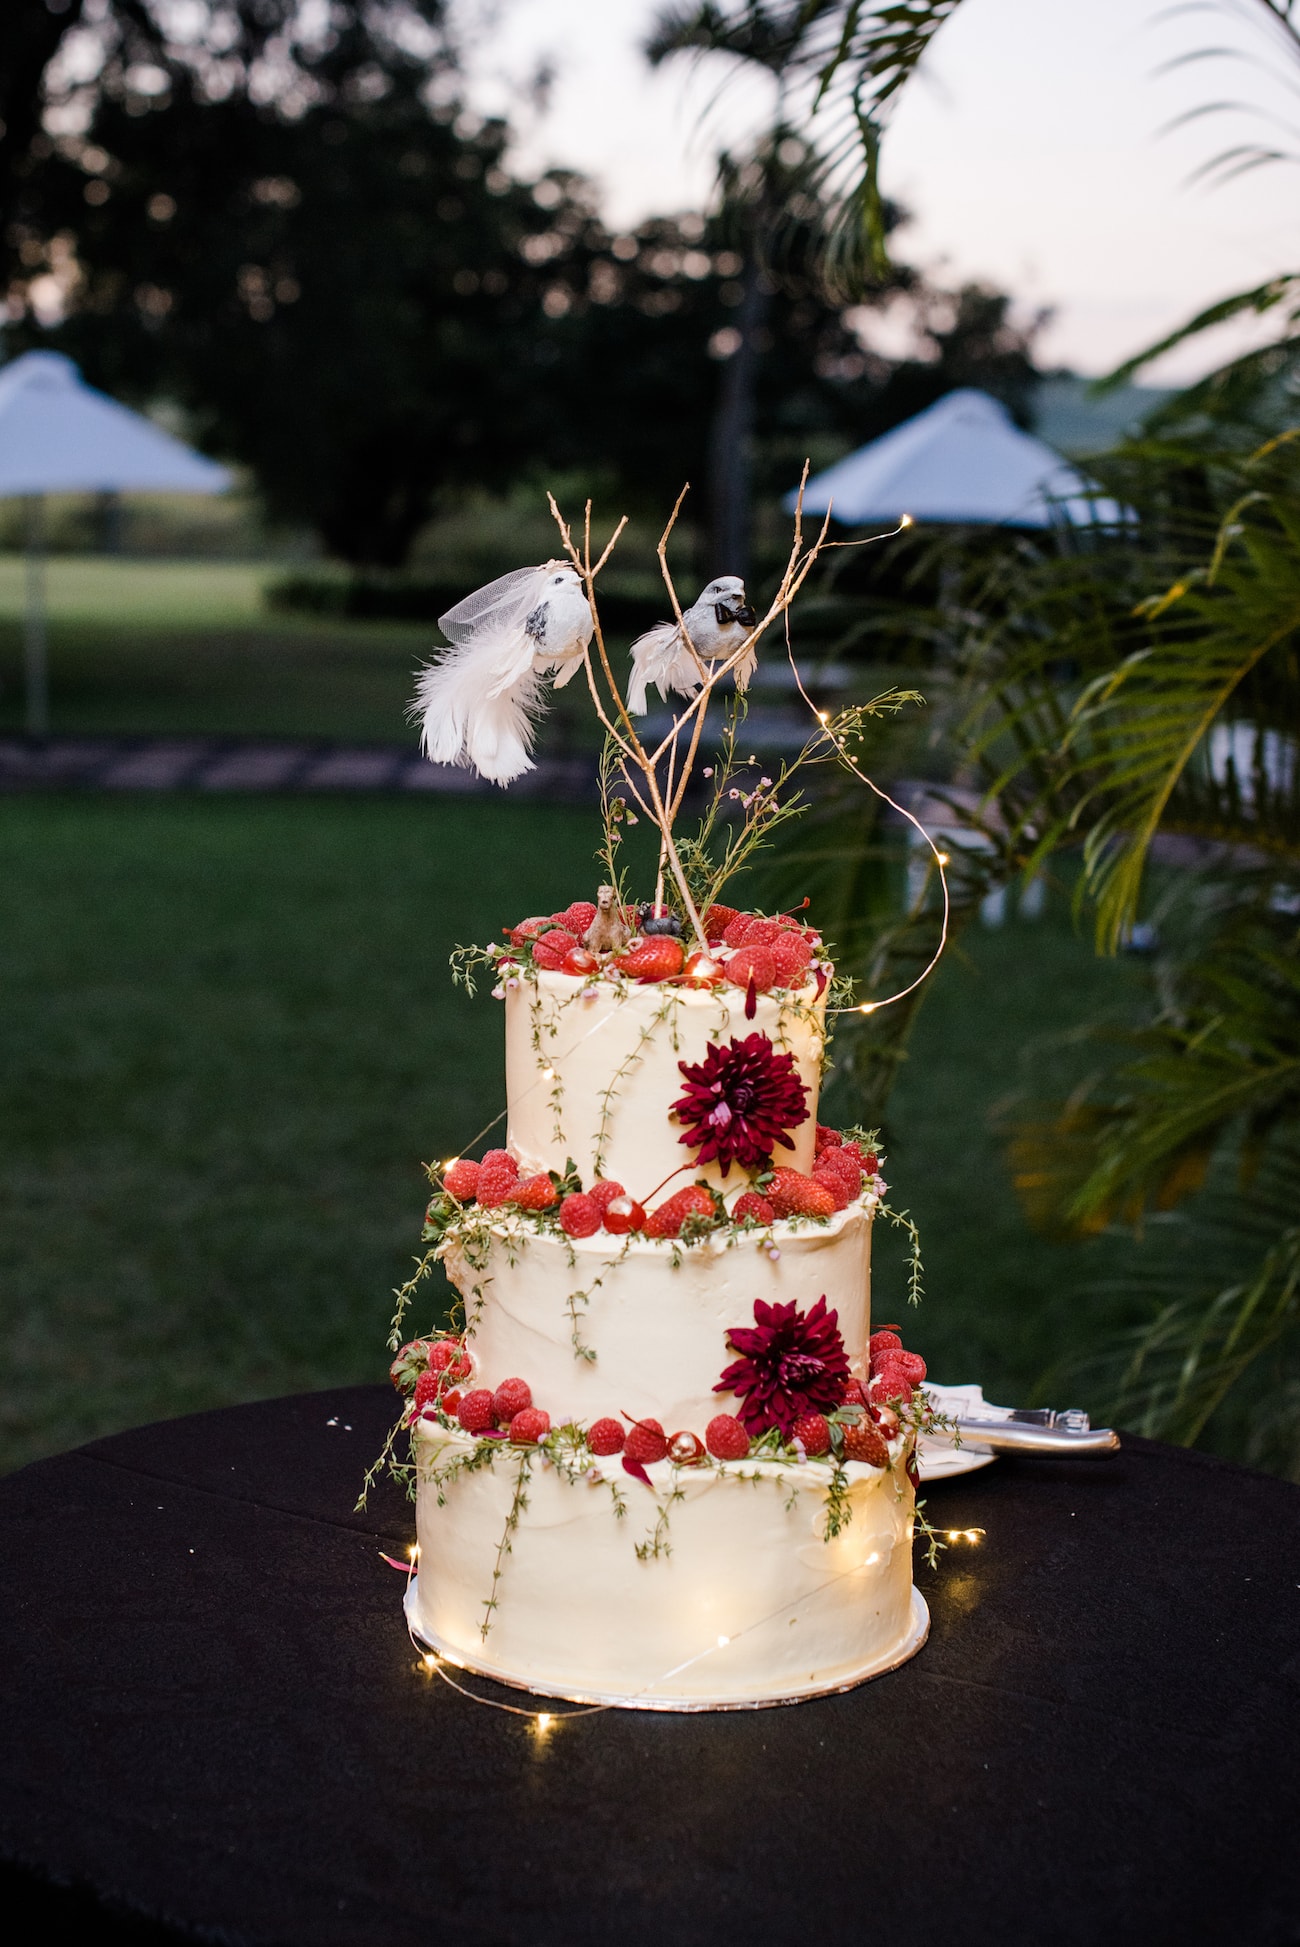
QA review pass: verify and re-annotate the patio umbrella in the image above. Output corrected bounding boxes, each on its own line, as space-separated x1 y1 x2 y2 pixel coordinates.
786 387 1126 528
0 351 231 735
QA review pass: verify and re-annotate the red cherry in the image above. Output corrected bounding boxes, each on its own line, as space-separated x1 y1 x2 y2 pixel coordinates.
563 946 599 975
681 950 725 988
668 1430 707 1465
603 1195 646 1234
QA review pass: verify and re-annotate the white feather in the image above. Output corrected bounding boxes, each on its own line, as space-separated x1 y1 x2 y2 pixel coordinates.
627 576 756 715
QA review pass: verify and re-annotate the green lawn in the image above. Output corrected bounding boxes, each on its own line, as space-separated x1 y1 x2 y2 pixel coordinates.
0 793 1153 1473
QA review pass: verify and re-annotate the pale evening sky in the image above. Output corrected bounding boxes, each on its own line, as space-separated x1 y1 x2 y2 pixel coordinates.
464 0 1300 382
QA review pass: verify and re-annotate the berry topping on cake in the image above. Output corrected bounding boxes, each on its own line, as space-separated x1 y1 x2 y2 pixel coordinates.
532 929 578 971
668 1431 707 1465
681 950 725 988
873 1348 927 1384
623 1417 669 1464
603 1195 646 1234
732 1191 775 1225
766 1168 837 1220
769 931 813 987
722 912 756 947
793 1412 831 1456
457 1389 498 1434
814 1125 843 1152
843 1421 890 1467
841 1376 868 1408
644 1184 715 1237
512 1172 559 1211
671 1032 809 1176
811 1161 857 1211
702 904 738 943
562 946 599 975
587 1179 626 1211
492 1377 532 1421
724 944 776 994
869 1329 902 1356
616 937 686 982
443 1158 481 1200
868 1371 915 1407
705 1414 751 1460
412 1369 442 1412
389 1339 429 1390
428 1339 472 1382
716 1296 849 1435
553 901 598 937
508 916 558 946
475 1149 520 1207
559 1191 602 1237
587 1417 626 1455
508 1407 551 1444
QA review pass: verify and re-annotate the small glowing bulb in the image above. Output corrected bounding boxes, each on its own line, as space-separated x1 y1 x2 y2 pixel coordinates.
966 1529 981 1543
422 1652 437 1671
935 851 950 866
858 1002 878 1016
716 1634 730 1648
407 1543 419 1561
541 1066 555 1080
900 512 914 528
536 1712 553 1733
948 1530 959 1542
443 1157 459 1170
817 710 829 724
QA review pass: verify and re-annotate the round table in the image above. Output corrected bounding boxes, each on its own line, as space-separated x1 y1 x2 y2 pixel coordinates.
2 1386 1298 1945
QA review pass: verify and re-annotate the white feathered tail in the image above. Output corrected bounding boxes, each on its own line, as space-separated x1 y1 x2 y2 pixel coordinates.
627 621 704 716
411 630 541 786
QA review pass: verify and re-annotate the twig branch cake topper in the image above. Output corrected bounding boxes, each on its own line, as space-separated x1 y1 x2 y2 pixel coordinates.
411 472 949 1010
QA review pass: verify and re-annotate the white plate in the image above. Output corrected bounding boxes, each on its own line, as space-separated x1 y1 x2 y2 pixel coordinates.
916 1383 1011 1482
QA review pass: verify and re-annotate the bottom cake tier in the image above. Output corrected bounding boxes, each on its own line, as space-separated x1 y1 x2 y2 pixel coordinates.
406 1424 927 1710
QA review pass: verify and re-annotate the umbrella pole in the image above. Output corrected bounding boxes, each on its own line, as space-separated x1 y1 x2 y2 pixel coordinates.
23 493 50 740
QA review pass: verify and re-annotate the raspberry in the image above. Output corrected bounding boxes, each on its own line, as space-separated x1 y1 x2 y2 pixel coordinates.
562 946 599 975
559 1191 601 1237
725 944 776 993
624 1417 668 1464
732 1191 775 1225
839 1142 870 1170
740 917 785 947
554 901 598 937
532 929 577 971
476 1149 519 1208
587 1179 626 1212
508 916 559 947
702 904 739 944
770 932 813 987
869 1371 914 1407
705 1414 750 1460
457 1389 498 1434
862 1151 880 1175
843 1421 890 1467
428 1340 473 1383
874 1349 927 1384
512 1173 559 1211
603 1195 646 1234
815 1125 843 1153
509 1407 550 1445
722 912 756 947
813 1162 856 1211
767 1168 837 1220
443 1158 481 1200
644 1184 715 1238
413 1369 442 1412
793 1412 831 1457
616 937 686 982
841 1377 869 1408
816 1147 862 1192
587 1417 625 1455
493 1377 532 1420
869 1329 902 1357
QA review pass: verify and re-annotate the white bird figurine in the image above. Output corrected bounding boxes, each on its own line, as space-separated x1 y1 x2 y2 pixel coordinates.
627 576 758 715
411 561 593 786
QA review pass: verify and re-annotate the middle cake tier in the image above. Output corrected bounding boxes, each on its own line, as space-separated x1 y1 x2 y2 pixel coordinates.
443 1201 873 1431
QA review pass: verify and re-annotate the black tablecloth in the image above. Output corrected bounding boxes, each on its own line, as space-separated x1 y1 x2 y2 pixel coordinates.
2 1386 1299 1947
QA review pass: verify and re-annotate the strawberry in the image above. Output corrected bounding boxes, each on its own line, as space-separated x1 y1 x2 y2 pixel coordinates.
554 901 598 938
668 1431 707 1466
732 1191 775 1225
770 931 813 986
493 1377 532 1421
705 1414 750 1460
562 946 599 975
587 1417 625 1455
841 1377 869 1408
869 1329 902 1357
559 1191 601 1238
587 1179 626 1212
428 1339 473 1383
389 1339 429 1390
603 1195 646 1234
475 1149 519 1208
457 1389 498 1434
815 1124 843 1152
624 1417 668 1464
767 1167 837 1220
511 1173 559 1211
532 929 577 971
616 937 685 982
869 1371 914 1408
843 1421 890 1467
874 1349 927 1384
725 944 776 993
508 1407 550 1445
702 904 739 943
509 916 560 947
722 912 756 948
793 1412 831 1457
442 1157 481 1200
644 1184 715 1238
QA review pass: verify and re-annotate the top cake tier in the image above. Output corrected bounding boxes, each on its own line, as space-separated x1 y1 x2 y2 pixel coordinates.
504 972 826 1199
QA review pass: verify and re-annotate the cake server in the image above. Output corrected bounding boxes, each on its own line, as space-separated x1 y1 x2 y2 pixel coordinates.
923 1401 1120 1457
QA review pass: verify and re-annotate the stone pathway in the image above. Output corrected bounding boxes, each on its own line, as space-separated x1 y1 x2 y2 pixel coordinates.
0 736 599 799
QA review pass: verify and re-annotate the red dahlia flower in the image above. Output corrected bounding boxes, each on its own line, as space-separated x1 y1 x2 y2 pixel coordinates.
670 1032 809 1176
715 1296 849 1436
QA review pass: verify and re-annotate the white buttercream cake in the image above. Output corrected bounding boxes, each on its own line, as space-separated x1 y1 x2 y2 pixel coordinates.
389 898 932 1709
